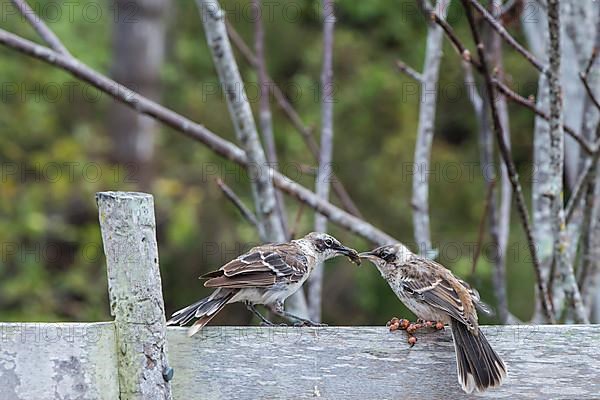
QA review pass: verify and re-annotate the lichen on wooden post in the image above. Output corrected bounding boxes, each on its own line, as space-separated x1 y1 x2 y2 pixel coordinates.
96 191 173 400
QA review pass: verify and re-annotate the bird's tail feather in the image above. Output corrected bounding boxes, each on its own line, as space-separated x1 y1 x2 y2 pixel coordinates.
450 318 507 393
166 289 237 336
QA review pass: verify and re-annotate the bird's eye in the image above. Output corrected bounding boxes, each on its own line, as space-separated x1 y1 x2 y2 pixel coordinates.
324 238 333 247
382 252 396 262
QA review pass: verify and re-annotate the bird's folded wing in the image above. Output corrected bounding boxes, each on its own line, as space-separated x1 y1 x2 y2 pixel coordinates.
456 277 493 315
202 244 308 288
401 258 476 329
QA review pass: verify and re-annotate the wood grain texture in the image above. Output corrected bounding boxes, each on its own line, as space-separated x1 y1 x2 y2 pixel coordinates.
167 325 600 399
97 191 172 400
0 322 118 400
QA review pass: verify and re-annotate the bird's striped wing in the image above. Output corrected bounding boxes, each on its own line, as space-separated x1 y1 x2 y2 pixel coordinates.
456 277 493 315
201 243 308 288
401 257 477 329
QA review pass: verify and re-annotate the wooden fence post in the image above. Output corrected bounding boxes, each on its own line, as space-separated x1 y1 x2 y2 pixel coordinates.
96 191 173 400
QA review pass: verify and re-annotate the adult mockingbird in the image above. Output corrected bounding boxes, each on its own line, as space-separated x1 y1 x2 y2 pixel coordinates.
360 244 506 394
168 232 360 336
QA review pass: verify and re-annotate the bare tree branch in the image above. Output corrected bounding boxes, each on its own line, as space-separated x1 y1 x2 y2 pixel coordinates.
0 28 399 249
467 0 544 72
309 0 336 322
460 0 555 323
225 21 363 219
580 72 600 112
577 11 600 320
529 69 555 324
493 79 593 154
431 11 594 155
216 178 259 228
565 139 600 225
461 60 483 114
394 59 423 82
411 0 450 257
431 12 477 67
578 125 600 317
545 0 588 323
479 0 511 324
252 0 289 237
10 0 70 56
196 0 309 317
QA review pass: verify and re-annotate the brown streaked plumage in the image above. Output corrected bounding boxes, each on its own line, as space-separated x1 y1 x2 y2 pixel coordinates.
360 244 506 394
167 232 360 336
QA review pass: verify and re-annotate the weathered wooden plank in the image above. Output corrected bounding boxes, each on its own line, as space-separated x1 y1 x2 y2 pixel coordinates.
167 325 600 399
0 322 118 400
97 191 173 400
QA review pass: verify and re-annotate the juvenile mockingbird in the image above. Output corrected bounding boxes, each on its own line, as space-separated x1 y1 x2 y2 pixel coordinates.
168 232 360 336
360 244 506 394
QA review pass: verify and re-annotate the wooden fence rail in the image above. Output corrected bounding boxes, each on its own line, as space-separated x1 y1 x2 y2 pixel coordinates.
0 192 598 399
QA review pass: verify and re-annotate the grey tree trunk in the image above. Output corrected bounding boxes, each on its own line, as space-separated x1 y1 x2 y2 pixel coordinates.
309 0 336 322
477 0 510 323
253 0 289 237
109 0 170 188
411 0 450 257
546 0 587 323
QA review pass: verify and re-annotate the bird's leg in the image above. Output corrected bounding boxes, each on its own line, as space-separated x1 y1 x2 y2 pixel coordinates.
245 302 276 326
269 302 327 327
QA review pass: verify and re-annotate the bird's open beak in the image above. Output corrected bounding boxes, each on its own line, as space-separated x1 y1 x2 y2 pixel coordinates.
334 245 361 265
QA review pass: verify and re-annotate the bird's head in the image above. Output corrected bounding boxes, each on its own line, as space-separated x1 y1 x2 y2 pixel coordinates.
302 232 361 265
359 243 412 272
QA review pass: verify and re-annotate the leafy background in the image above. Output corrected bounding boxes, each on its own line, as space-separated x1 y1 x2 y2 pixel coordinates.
0 0 541 324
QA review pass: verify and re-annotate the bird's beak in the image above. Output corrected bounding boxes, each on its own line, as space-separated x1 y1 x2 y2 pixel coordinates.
334 245 361 265
358 251 378 263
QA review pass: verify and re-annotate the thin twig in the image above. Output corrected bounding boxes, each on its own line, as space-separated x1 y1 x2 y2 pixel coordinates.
580 72 600 112
583 47 598 77
431 11 593 154
471 179 496 275
394 59 423 82
0 29 399 246
431 12 480 68
493 78 594 154
566 137 600 224
467 0 544 72
225 20 363 219
460 0 555 323
216 178 259 228
10 0 71 56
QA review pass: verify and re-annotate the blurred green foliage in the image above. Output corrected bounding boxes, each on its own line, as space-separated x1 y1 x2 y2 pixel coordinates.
0 0 540 325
